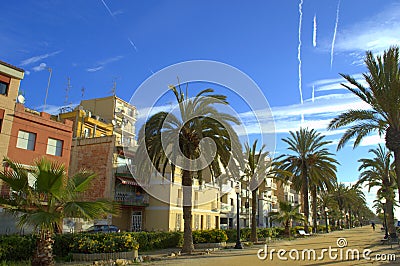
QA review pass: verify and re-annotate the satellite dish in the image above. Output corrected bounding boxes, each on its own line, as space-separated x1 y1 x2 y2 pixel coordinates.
17 95 25 104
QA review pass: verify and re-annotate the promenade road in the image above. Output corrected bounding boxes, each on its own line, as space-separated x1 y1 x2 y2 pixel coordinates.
144 226 400 266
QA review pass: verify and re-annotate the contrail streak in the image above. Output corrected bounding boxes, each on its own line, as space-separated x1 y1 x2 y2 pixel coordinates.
313 14 317 47
298 0 304 124
331 0 341 68
312 85 315 103
128 38 138 52
100 0 114 17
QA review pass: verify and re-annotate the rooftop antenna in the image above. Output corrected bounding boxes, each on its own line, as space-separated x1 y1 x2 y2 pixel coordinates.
111 78 117 96
64 77 71 106
43 67 52 112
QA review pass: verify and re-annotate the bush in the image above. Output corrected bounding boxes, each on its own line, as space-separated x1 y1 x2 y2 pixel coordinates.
69 233 139 254
131 231 183 251
0 235 35 261
192 229 227 244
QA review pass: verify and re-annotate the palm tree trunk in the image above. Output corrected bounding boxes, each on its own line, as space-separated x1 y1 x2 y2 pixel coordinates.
349 209 352 229
285 220 291 238
324 209 329 233
394 150 400 204
386 197 396 237
302 173 310 233
311 186 317 233
181 170 194 253
250 188 258 242
32 230 54 266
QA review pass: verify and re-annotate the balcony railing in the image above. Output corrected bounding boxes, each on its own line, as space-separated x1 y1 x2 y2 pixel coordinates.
265 182 277 190
271 196 278 203
114 192 149 206
220 202 233 213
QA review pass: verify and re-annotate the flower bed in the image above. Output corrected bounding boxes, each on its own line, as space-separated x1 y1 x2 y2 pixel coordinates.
71 249 138 261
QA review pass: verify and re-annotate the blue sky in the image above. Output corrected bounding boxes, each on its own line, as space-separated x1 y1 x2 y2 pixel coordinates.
2 0 400 216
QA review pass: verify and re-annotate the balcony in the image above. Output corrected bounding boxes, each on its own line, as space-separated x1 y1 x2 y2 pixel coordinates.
176 198 182 207
271 196 278 203
220 202 233 213
264 181 277 191
114 192 149 206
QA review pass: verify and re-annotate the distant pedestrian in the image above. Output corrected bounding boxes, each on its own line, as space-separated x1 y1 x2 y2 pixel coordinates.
371 222 375 231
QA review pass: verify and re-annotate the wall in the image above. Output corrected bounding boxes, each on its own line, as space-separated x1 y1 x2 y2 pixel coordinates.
7 103 73 167
69 136 115 200
0 63 23 165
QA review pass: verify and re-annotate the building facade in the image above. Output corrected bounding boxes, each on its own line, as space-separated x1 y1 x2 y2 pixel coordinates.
7 103 73 168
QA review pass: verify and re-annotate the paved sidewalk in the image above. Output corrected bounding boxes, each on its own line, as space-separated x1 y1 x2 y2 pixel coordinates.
143 226 400 266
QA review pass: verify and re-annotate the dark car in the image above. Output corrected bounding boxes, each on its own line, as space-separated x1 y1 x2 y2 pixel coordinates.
85 225 120 233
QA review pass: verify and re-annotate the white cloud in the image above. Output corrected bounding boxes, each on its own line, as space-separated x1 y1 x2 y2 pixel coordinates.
335 3 400 55
25 70 30 75
32 62 47 72
34 103 78 115
86 66 103 72
20 50 61 66
86 55 123 72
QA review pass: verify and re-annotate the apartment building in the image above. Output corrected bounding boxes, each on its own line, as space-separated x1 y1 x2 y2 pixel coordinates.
144 167 220 231
0 61 24 194
7 103 73 167
61 95 147 232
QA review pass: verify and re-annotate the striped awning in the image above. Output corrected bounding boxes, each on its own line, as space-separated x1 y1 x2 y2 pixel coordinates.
116 176 139 186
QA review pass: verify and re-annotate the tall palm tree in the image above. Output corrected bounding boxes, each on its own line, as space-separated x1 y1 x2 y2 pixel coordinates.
243 140 268 243
135 85 242 253
356 145 397 236
0 157 115 266
317 191 339 233
276 128 338 233
328 46 400 203
345 186 366 228
268 200 304 238
332 183 350 228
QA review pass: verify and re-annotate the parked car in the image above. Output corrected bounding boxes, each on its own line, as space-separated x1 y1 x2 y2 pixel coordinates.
85 225 120 233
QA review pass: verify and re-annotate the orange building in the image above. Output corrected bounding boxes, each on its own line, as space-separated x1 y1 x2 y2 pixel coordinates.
7 103 73 168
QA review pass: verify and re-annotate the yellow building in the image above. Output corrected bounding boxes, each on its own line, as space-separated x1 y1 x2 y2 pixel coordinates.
59 109 114 139
144 168 220 231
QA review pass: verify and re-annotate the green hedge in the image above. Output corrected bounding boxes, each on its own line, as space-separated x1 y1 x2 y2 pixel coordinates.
192 229 227 244
69 233 138 254
0 235 35 261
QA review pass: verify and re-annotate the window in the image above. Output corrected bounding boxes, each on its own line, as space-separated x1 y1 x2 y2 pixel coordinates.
0 81 8 95
46 138 63 156
175 213 182 231
0 108 4 133
16 130 36 150
83 127 91 138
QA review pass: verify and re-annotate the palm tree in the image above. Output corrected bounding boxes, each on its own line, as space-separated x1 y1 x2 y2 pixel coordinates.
344 186 366 228
0 157 115 266
332 183 350 228
268 200 304 237
317 191 339 233
276 128 338 233
243 140 268 243
135 85 242 253
356 145 397 236
328 46 400 203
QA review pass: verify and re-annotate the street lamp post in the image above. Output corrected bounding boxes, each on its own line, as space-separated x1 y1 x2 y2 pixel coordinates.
234 182 243 249
382 198 388 239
